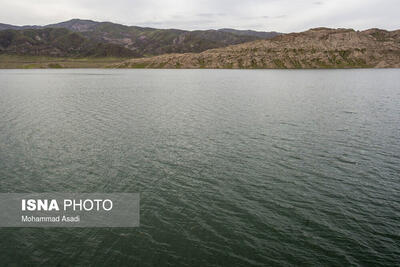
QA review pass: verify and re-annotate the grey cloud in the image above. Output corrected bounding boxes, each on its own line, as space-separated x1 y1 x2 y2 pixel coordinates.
196 13 227 18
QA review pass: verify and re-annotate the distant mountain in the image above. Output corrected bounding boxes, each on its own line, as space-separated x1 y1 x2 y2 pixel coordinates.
0 28 138 57
0 23 41 31
0 19 281 57
218 28 280 39
0 23 19 30
115 28 400 68
46 19 100 32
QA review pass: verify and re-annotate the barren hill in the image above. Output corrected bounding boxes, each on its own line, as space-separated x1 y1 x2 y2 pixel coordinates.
0 28 138 57
115 28 400 69
0 19 280 57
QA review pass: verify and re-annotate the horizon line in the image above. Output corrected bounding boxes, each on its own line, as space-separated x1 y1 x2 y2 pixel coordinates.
1 18 399 34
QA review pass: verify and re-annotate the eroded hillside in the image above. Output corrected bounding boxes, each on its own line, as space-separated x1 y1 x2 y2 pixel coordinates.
116 28 400 68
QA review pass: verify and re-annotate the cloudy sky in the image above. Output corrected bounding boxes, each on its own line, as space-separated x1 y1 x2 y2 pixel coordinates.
0 0 398 32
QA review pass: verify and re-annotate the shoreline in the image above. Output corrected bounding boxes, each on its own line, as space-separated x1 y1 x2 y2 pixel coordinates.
0 55 398 69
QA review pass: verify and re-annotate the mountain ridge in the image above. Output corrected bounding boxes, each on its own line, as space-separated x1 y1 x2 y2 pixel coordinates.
0 28 139 57
0 19 281 57
1 20 399 69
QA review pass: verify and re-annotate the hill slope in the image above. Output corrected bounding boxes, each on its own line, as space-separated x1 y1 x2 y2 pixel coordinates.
115 28 400 68
0 19 281 57
0 23 42 31
0 28 138 57
218 28 281 39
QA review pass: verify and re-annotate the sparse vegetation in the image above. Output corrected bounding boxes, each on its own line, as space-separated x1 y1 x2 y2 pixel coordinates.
0 19 281 58
0 54 128 68
1 27 399 69
0 28 138 58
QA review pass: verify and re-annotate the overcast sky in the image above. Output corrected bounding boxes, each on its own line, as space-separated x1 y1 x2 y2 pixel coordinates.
0 0 398 32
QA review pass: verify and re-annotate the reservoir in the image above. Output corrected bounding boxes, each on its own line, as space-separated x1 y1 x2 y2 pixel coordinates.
0 69 399 266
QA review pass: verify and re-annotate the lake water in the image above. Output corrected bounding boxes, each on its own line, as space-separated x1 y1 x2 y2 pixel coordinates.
0 69 399 266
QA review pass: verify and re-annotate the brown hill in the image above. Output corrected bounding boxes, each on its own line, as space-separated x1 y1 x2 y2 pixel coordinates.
0 28 138 57
0 19 281 57
114 28 400 69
